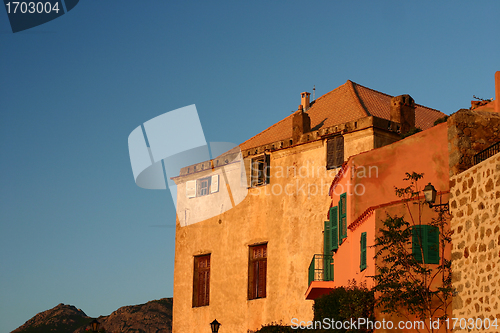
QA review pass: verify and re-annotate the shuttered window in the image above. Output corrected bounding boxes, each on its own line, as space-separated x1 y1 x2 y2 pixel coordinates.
251 154 270 187
338 193 347 242
193 254 210 307
360 232 367 271
412 225 440 264
249 244 267 299
198 178 210 196
186 174 220 198
330 206 339 251
326 136 344 170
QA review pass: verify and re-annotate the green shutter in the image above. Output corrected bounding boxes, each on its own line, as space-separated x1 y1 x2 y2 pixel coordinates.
413 225 439 264
324 220 334 281
324 221 331 255
412 225 423 263
338 193 347 242
308 258 315 286
427 226 440 264
360 232 367 271
330 207 339 251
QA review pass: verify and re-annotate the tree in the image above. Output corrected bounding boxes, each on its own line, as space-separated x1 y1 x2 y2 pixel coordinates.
372 172 452 332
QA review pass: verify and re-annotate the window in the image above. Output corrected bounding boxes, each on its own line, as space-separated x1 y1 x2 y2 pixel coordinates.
251 154 270 187
198 177 211 196
326 136 344 169
360 232 367 271
338 193 347 242
186 174 219 198
412 225 439 264
193 254 210 307
248 244 267 299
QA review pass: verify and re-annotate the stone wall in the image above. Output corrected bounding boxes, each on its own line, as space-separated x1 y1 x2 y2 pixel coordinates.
448 109 500 177
450 152 500 332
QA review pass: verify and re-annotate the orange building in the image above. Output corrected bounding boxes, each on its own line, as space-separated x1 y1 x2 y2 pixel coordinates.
306 123 453 332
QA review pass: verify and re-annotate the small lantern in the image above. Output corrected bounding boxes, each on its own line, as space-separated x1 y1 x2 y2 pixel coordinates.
210 319 221 333
90 319 100 332
423 183 437 205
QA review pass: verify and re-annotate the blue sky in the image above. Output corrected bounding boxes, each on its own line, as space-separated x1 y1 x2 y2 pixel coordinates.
0 1 498 331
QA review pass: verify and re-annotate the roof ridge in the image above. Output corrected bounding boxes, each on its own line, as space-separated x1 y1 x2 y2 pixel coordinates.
353 81 442 114
349 81 371 117
414 103 442 113
352 81 394 99
308 80 351 105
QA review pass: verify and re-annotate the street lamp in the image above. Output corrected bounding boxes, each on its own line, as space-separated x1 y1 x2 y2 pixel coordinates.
210 319 221 333
90 319 100 332
423 183 448 210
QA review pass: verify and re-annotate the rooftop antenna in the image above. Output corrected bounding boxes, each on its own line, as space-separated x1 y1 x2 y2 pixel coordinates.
313 85 315 101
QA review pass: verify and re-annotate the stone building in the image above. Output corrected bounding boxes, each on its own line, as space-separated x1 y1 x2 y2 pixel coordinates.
171 80 444 333
449 72 500 333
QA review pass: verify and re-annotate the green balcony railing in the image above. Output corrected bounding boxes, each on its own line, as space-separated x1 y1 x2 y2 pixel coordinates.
308 254 334 286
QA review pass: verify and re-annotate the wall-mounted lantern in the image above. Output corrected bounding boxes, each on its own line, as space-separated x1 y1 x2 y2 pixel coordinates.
423 183 449 210
210 319 221 333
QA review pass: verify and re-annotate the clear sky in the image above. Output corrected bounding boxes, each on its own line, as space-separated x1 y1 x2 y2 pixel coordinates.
0 1 498 331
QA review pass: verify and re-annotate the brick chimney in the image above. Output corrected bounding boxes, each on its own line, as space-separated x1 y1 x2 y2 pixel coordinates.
390 94 416 135
495 71 500 113
292 104 311 143
301 92 311 111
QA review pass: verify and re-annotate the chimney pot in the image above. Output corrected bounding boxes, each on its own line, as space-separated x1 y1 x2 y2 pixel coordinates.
390 94 416 135
301 92 311 111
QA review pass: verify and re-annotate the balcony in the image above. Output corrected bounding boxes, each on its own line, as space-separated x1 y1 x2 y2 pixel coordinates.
305 254 334 300
474 140 500 165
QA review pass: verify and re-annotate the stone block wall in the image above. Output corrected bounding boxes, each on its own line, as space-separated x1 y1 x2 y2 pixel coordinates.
448 109 500 177
450 152 500 332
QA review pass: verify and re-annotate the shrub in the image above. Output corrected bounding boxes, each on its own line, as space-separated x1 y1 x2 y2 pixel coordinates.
253 322 294 333
400 127 422 139
313 280 375 332
433 116 448 126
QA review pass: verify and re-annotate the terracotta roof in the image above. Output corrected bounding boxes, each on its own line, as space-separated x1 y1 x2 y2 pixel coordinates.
239 80 445 151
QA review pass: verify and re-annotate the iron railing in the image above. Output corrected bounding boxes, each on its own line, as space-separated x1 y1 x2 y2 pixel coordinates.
308 254 334 286
474 141 500 165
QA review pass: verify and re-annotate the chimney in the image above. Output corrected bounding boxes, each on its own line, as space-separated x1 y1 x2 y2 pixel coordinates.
292 104 311 143
301 92 311 111
495 71 500 113
390 94 416 135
